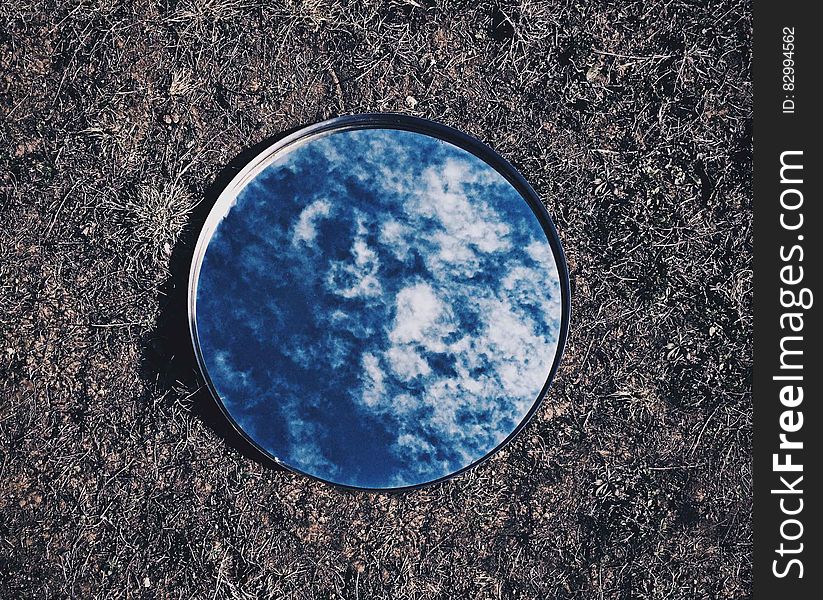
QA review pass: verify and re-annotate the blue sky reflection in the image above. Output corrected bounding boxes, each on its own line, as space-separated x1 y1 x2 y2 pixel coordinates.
196 128 562 488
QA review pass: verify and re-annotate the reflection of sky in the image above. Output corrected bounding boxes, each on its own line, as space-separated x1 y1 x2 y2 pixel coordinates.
196 128 562 488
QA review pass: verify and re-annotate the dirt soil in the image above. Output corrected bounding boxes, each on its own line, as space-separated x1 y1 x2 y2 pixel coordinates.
1 1 751 598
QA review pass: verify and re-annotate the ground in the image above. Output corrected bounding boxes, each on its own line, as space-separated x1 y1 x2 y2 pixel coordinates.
0 1 752 598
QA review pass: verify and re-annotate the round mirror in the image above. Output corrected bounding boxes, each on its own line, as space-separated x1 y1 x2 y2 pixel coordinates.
189 115 570 490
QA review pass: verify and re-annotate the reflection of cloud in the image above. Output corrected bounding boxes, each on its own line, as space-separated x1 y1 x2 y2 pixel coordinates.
292 198 332 247
400 162 513 280
386 345 431 381
324 217 383 299
282 397 339 478
360 352 385 409
388 282 453 350
196 128 562 488
418 162 512 255
378 219 412 261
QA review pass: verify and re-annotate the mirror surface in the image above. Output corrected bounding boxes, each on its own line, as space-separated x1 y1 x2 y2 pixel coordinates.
194 125 564 489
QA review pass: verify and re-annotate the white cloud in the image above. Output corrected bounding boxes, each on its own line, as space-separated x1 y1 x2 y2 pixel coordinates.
393 393 420 415
418 162 511 254
388 282 454 352
393 433 449 473
441 156 500 190
212 350 252 391
378 219 412 261
325 309 375 341
525 239 548 263
501 262 563 342
360 352 385 409
283 406 338 477
292 198 332 247
324 231 383 299
385 345 431 380
390 159 514 281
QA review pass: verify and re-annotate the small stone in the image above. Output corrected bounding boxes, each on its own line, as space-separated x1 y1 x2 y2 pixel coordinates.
404 95 418 109
142 577 151 588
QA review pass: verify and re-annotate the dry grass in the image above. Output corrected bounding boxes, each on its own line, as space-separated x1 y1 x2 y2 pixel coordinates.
1 0 751 598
